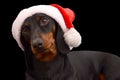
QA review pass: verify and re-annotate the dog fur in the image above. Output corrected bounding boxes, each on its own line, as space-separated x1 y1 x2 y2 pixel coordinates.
20 13 120 80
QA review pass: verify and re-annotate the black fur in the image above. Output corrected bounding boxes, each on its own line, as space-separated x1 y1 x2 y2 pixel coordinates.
55 24 70 54
20 13 120 80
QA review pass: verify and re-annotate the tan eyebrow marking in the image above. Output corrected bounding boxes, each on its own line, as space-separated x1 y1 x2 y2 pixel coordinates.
23 22 29 26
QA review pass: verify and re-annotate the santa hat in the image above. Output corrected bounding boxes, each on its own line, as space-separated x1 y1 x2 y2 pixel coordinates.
12 4 82 51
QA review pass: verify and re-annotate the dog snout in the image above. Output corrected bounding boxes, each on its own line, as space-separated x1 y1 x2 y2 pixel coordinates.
32 38 43 48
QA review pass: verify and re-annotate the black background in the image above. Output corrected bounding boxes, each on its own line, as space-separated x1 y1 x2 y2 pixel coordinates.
2 0 119 79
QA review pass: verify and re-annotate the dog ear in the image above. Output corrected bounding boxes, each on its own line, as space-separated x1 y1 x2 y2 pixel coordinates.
55 24 70 54
20 34 33 70
20 33 30 51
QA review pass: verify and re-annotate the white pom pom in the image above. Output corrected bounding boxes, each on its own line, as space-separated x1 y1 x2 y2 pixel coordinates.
64 28 82 48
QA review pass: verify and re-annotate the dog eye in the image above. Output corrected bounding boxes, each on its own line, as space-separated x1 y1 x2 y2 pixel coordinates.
40 17 49 26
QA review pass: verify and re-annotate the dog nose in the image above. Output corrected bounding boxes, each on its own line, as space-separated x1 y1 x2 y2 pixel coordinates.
32 38 43 48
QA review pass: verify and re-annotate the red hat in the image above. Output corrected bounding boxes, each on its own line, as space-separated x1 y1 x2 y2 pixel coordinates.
51 4 75 29
12 4 82 51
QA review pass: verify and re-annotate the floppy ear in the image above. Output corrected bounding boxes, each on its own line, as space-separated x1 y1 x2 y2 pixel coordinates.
20 33 33 70
55 24 70 54
20 33 30 51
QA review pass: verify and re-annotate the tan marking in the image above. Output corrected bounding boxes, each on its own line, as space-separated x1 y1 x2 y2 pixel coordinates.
31 32 57 62
52 25 56 36
99 74 105 80
23 22 29 26
35 16 41 22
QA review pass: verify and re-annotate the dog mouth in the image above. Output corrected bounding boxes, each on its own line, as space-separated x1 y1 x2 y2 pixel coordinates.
30 43 48 52
31 42 57 62
31 44 56 55
35 47 50 53
31 46 57 62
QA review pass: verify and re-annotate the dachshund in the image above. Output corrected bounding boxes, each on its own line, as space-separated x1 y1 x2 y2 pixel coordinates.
20 13 120 80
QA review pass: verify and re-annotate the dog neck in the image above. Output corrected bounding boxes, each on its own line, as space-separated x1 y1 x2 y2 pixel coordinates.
24 51 76 80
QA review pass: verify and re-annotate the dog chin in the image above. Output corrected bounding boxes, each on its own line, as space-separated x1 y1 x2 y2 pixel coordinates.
31 47 57 62
36 52 57 62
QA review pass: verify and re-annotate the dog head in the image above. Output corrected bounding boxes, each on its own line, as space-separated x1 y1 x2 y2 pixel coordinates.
12 4 82 62
20 13 71 62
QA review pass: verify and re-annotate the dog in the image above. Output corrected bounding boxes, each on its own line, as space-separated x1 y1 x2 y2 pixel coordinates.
19 13 120 80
